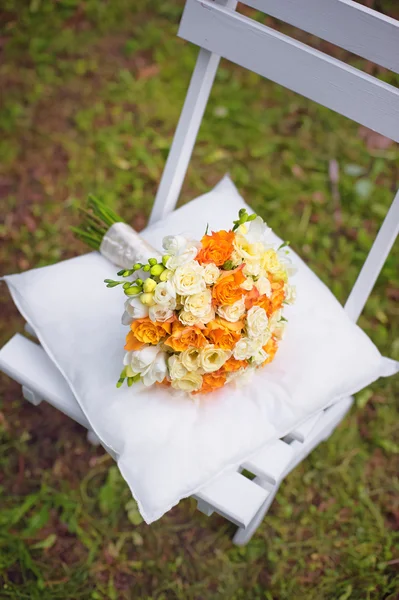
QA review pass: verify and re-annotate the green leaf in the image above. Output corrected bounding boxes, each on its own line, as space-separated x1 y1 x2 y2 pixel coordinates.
31 533 57 550
125 499 143 526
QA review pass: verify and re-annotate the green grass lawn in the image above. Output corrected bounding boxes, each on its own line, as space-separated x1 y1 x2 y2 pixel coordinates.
0 1 398 598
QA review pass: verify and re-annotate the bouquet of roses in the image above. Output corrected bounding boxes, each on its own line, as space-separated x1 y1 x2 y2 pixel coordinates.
95 208 296 396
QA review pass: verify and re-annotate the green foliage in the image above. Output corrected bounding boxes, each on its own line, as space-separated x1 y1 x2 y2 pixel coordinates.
0 0 398 598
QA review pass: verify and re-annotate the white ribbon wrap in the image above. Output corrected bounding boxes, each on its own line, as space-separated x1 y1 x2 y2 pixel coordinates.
100 222 161 269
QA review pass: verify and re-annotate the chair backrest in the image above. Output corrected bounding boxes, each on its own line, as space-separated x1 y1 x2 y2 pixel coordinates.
149 0 399 323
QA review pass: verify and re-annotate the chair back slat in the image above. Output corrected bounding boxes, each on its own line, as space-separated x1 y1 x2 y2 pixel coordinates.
345 190 399 322
241 0 399 74
178 0 399 142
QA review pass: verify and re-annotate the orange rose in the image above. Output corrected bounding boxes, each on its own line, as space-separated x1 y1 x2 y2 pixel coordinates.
165 321 208 352
196 230 234 267
205 317 243 350
244 286 260 310
221 356 249 372
271 281 285 313
212 268 246 306
194 371 227 395
125 318 171 350
263 337 278 365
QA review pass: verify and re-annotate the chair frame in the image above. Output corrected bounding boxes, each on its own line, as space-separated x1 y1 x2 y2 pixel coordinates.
1 0 398 544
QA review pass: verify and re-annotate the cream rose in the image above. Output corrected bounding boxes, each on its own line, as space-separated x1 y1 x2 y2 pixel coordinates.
234 234 264 263
153 281 176 307
261 249 281 274
149 304 174 323
246 306 268 339
233 337 261 361
284 283 296 305
203 262 220 285
217 297 245 323
181 347 201 371
240 277 254 291
255 275 272 297
178 310 202 327
184 289 212 318
171 371 203 393
200 345 230 373
172 261 205 296
168 354 188 380
243 260 261 277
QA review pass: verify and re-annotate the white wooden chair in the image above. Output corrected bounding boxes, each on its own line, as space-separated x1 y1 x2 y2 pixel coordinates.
1 0 398 545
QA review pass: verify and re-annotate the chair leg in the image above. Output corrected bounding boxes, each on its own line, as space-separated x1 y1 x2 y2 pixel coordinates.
233 479 278 546
22 385 42 406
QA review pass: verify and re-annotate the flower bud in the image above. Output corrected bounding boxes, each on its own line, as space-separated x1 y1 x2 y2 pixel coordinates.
135 278 143 286
150 264 165 277
124 285 141 296
142 265 150 272
140 292 156 306
143 278 157 293
148 258 158 266
162 255 171 267
159 269 172 282
133 263 142 271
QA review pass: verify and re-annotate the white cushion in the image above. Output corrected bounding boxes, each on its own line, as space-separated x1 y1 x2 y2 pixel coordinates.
3 176 396 523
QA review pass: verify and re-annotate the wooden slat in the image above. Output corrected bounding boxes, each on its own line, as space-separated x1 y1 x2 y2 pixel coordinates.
242 0 399 74
0 333 89 428
288 411 324 443
179 0 399 142
242 439 294 484
194 471 270 527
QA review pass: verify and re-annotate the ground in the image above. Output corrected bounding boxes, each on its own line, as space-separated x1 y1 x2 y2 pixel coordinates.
0 1 398 599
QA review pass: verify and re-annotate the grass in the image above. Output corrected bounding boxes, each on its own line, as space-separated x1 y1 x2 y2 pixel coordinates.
0 1 398 598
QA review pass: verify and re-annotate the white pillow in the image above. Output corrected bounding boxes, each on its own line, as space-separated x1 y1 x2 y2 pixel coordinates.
3 175 397 523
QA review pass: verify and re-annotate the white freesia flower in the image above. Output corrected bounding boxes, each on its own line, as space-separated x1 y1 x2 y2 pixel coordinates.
200 345 230 373
255 275 272 297
184 289 212 318
277 249 297 277
217 297 246 323
234 234 265 264
203 262 220 285
246 306 268 339
162 234 189 255
284 283 297 304
181 347 201 372
171 371 203 393
153 281 176 307
149 304 174 323
252 348 268 365
172 261 206 296
122 297 149 325
245 216 272 244
163 234 200 270
168 354 188 380
125 346 167 387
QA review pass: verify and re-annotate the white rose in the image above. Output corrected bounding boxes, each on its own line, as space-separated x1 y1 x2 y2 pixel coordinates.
217 297 245 323
233 337 261 361
203 262 220 285
149 304 174 323
246 306 268 339
124 346 167 386
172 261 205 296
200 345 230 373
168 354 188 380
171 371 203 393
181 347 201 372
184 289 212 318
122 297 149 325
255 276 272 297
153 281 176 307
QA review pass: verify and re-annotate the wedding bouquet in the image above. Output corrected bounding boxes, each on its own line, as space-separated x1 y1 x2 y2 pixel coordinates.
77 203 296 396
